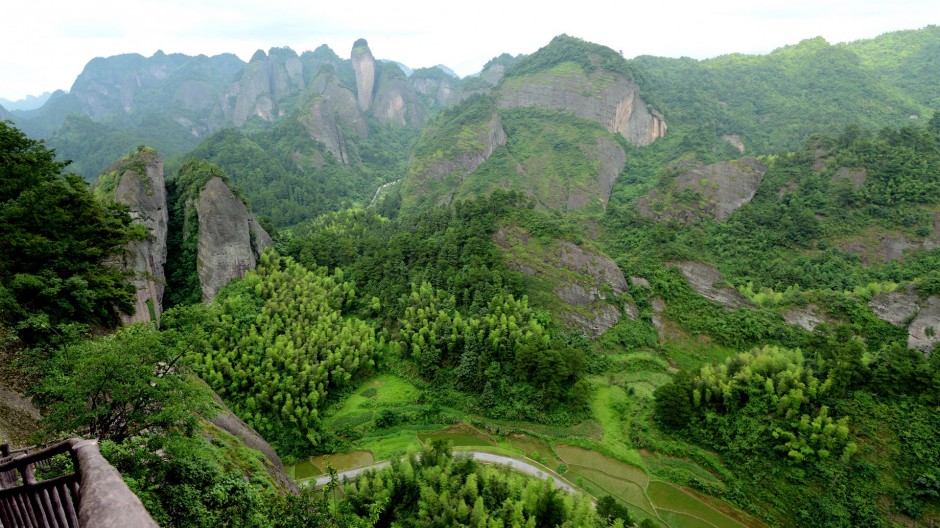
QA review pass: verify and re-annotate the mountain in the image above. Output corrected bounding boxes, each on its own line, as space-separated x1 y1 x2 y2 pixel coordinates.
843 24 940 108
400 35 662 212
627 35 924 156
0 91 52 111
94 147 169 325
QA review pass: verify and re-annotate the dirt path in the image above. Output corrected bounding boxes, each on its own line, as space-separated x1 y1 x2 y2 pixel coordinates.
304 452 576 494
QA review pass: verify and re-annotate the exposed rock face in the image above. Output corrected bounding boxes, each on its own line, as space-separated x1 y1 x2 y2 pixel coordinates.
869 288 920 326
494 225 628 337
908 296 940 354
783 304 827 331
481 63 507 86
371 68 427 128
497 63 665 147
574 136 627 210
409 111 507 206
351 39 376 112
870 288 939 354
300 70 368 164
109 151 168 325
193 177 272 303
0 388 40 446
837 228 938 265
411 72 457 108
638 158 766 223
207 392 298 493
832 167 867 191
721 134 745 153
230 48 306 127
670 261 748 309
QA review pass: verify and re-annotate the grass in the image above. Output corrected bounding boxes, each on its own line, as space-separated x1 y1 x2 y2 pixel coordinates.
648 481 746 528
657 510 719 528
555 445 649 487
324 374 421 424
292 451 375 480
418 423 496 447
507 434 561 467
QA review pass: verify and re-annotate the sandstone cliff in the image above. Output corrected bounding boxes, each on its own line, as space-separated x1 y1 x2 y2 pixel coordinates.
191 177 272 303
411 67 458 109
497 62 665 147
299 67 368 164
494 225 628 337
669 261 749 310
206 389 298 493
100 149 169 325
351 39 376 112
230 48 306 127
869 287 940 354
638 158 766 223
371 64 427 128
403 105 507 207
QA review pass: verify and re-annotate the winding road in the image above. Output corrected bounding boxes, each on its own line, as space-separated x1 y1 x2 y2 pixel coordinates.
303 451 577 494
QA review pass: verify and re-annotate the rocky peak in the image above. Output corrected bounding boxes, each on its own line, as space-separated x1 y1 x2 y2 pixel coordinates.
371 64 427 128
230 48 306 127
351 38 376 112
300 68 368 164
192 177 273 302
96 149 168 325
496 37 664 147
410 67 458 109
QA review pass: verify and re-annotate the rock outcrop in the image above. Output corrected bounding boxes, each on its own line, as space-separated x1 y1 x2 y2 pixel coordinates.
638 158 766 223
908 296 940 354
832 167 867 191
405 110 507 207
0 388 40 446
669 261 749 309
230 48 306 127
371 66 427 128
192 177 273 302
869 288 940 354
497 62 665 147
411 68 458 109
207 391 298 493
351 39 376 112
494 225 628 337
783 304 827 331
300 69 368 163
105 150 169 325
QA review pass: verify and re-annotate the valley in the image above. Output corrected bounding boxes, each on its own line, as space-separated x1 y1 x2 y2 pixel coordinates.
1 25 939 528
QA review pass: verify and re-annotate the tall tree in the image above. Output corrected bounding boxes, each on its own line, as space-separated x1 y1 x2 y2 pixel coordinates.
0 120 141 346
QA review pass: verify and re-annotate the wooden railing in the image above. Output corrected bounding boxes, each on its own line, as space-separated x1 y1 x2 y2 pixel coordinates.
0 439 158 528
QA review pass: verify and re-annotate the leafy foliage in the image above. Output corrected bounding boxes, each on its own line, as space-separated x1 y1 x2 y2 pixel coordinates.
340 441 605 528
0 120 141 346
30 324 214 443
187 252 378 456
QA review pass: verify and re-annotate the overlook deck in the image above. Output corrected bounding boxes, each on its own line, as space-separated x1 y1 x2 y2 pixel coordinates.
0 439 157 528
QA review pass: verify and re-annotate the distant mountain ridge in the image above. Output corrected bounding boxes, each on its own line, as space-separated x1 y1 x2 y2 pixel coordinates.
0 91 53 111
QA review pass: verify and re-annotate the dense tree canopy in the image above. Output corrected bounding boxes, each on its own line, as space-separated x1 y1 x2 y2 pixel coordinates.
0 120 141 346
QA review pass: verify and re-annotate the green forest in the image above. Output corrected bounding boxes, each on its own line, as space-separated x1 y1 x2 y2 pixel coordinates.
2 24 940 528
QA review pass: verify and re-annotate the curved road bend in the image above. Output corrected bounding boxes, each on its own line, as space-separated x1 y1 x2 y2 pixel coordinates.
305 452 577 494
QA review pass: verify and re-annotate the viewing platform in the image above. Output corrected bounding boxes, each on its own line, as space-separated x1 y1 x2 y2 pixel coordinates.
0 439 157 528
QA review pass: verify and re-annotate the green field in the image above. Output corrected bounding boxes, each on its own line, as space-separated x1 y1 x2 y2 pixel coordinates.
648 481 747 528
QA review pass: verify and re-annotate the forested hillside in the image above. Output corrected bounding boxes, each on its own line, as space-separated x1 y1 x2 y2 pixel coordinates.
2 25 940 528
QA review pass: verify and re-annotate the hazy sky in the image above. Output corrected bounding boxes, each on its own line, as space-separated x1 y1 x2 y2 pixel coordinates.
1 0 938 101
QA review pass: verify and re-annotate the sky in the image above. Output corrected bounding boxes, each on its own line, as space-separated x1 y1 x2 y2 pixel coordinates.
1 0 939 102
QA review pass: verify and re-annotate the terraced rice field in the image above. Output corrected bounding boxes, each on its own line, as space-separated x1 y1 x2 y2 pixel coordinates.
293 451 374 480
555 445 753 528
418 423 496 447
